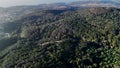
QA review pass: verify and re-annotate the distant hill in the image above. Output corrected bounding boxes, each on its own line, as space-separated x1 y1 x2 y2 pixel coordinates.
0 0 120 24
69 0 120 8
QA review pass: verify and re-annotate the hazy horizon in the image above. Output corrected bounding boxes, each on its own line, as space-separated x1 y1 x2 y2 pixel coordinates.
0 0 80 7
0 0 120 7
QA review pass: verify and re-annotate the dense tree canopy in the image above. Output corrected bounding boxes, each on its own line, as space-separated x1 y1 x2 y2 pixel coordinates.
0 7 120 68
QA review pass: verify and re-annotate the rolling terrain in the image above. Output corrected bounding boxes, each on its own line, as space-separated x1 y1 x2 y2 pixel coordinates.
0 7 120 68
0 0 120 24
0 1 120 68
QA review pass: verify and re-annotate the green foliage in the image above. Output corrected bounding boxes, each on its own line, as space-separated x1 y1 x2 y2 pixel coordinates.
0 7 120 68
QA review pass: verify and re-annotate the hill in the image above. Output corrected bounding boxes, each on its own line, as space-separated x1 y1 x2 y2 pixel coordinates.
0 7 120 68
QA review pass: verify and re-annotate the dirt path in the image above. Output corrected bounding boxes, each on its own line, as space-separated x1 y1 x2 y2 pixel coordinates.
39 40 63 46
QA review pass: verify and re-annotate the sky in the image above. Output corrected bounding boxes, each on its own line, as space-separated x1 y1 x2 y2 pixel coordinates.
0 0 79 7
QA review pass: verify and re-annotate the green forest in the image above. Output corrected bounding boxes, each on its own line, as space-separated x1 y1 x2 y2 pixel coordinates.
0 7 120 68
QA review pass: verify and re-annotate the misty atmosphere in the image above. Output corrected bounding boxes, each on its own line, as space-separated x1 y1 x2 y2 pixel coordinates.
0 0 120 68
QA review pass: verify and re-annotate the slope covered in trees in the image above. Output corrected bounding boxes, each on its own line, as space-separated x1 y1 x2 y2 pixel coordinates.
0 7 120 68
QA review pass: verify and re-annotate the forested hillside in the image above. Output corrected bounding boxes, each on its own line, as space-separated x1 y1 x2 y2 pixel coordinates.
0 7 120 68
